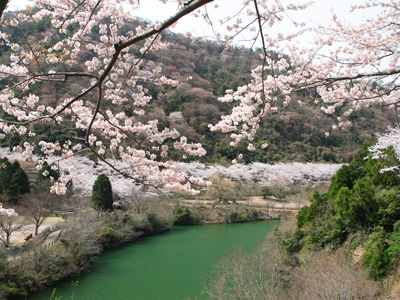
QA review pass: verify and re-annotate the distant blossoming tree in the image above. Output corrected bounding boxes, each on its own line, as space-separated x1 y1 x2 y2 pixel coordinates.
0 203 25 247
0 0 399 194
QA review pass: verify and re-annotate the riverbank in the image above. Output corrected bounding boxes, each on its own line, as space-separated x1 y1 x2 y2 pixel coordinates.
1 195 300 299
24 220 281 300
0 200 174 299
177 197 299 224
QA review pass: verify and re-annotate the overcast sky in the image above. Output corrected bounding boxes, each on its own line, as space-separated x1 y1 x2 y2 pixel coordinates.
7 0 374 46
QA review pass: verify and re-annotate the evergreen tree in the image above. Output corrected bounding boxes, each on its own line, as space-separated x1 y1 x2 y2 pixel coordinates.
91 174 113 212
0 160 19 195
0 160 30 203
8 168 30 203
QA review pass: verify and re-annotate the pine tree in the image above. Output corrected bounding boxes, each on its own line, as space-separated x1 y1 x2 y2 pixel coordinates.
91 174 113 212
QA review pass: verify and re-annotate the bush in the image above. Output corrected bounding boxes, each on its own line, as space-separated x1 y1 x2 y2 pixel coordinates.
144 209 171 233
99 226 120 248
225 211 248 223
250 209 262 220
260 186 272 199
173 202 201 225
206 172 241 203
361 227 390 280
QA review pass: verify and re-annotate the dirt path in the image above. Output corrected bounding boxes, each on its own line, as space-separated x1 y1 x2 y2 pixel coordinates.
176 196 306 224
179 196 308 210
7 217 64 246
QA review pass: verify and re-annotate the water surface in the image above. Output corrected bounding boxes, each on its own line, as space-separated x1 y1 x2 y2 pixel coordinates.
26 220 279 300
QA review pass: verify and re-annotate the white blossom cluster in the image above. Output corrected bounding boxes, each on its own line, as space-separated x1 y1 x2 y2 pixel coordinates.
0 148 340 197
0 203 18 217
0 0 399 192
368 126 400 173
175 161 342 188
0 0 217 194
210 0 400 161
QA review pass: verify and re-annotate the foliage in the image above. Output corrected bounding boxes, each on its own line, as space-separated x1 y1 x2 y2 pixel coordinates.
143 209 172 233
361 227 391 280
36 162 59 190
0 254 28 299
0 159 30 203
260 186 272 199
9 167 30 202
98 225 120 248
91 174 113 212
205 172 240 203
289 143 400 280
0 0 398 199
172 202 200 225
206 225 380 299
223 208 263 223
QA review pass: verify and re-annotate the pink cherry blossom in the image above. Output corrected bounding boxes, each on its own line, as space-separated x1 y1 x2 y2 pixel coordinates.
0 0 398 193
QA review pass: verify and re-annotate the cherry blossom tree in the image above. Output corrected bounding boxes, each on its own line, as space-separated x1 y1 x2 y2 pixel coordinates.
0 0 228 194
0 0 398 195
210 1 400 162
0 203 25 247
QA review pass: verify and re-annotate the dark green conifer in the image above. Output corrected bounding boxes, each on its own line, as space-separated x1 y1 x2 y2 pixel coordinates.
0 160 30 203
91 174 113 212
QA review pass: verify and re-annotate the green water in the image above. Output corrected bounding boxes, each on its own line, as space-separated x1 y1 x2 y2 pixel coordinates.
26 220 279 300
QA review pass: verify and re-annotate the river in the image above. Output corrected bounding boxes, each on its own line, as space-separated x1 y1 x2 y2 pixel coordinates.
25 220 280 300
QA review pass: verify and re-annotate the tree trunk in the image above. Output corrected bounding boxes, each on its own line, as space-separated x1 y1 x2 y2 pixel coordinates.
5 232 10 247
0 0 9 21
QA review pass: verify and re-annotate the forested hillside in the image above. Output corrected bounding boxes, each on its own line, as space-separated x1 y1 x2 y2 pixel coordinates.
289 143 400 280
0 10 396 164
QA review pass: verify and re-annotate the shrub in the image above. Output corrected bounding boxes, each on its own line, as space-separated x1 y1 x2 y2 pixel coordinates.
206 172 241 203
250 209 262 220
99 226 120 248
361 227 390 280
173 202 201 225
144 209 171 233
260 186 272 199
225 211 248 223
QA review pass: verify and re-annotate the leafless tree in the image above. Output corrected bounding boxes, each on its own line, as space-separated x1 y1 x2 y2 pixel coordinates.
205 227 291 300
61 212 103 269
129 185 150 214
291 249 381 300
264 200 276 217
0 210 26 247
20 193 61 235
